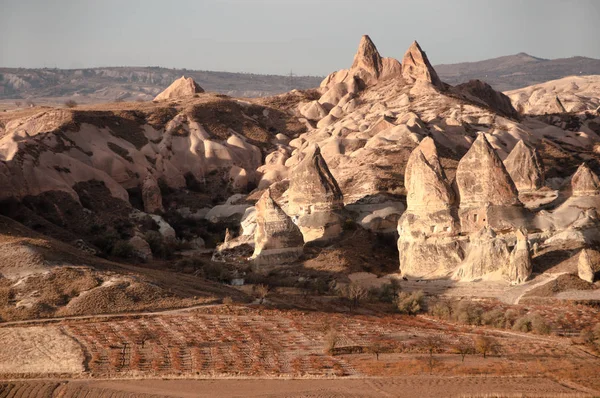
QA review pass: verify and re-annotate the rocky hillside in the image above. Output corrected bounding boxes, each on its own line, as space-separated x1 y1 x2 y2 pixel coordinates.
506 75 600 115
436 53 600 91
1 35 599 321
0 67 323 103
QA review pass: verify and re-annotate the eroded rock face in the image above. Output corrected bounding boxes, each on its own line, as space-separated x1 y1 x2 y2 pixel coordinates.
455 80 519 119
453 227 510 281
504 140 545 192
142 174 164 213
350 35 384 85
154 76 204 101
571 163 600 197
401 41 443 90
578 248 600 283
287 144 344 242
252 189 304 266
505 228 532 284
398 138 462 278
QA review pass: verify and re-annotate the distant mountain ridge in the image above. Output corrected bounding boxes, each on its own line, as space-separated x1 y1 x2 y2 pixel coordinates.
0 67 323 103
435 53 600 91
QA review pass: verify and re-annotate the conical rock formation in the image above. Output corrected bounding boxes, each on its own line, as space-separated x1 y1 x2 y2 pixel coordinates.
398 138 462 278
504 140 545 192
401 41 443 89
287 144 344 242
154 76 204 101
252 189 304 266
350 35 383 84
571 163 600 197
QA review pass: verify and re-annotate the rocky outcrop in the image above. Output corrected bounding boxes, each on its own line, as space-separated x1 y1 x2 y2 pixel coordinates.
453 227 510 281
287 144 344 242
128 235 153 262
571 163 600 197
456 134 522 233
251 189 304 266
350 35 384 85
503 140 545 192
142 174 164 213
505 228 532 284
154 76 204 101
401 41 443 90
455 79 519 119
398 138 462 278
578 248 600 283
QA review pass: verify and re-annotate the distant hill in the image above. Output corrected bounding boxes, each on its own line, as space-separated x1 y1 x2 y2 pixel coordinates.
0 67 323 103
435 53 600 91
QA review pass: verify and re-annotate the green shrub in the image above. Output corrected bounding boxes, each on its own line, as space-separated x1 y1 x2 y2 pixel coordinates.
111 240 135 258
482 309 506 328
395 290 425 315
452 301 483 325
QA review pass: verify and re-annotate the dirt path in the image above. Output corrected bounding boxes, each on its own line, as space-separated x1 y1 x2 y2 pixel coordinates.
503 272 567 304
0 303 219 328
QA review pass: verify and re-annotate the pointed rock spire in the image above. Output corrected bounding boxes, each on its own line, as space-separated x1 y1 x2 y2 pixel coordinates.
503 140 545 192
401 41 443 89
287 144 344 242
142 173 164 213
456 134 520 207
252 189 304 266
350 35 383 79
288 144 343 213
404 137 454 212
571 163 600 197
154 76 204 101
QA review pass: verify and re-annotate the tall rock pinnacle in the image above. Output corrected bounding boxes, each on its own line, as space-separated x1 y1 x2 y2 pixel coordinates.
351 35 383 80
401 41 444 89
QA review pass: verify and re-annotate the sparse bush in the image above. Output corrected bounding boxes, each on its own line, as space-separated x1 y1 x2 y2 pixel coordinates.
593 323 600 341
324 327 339 354
429 299 452 320
503 308 520 329
395 290 424 315
336 282 367 310
222 296 233 308
452 300 483 325
144 231 175 259
512 313 550 334
482 309 506 328
371 279 400 303
580 328 596 345
64 99 78 108
253 284 269 304
111 240 135 258
14 101 22 107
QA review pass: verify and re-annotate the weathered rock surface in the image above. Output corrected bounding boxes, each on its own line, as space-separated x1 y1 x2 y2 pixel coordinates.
252 189 304 266
503 140 545 192
287 144 344 242
154 76 204 101
128 234 153 262
505 228 532 284
571 163 600 197
578 248 600 283
401 41 444 90
453 227 510 281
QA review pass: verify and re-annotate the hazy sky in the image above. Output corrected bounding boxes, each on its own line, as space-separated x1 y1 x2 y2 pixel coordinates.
1 0 599 75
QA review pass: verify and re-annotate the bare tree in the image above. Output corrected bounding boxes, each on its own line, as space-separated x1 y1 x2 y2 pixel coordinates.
422 335 443 374
368 341 385 361
474 335 498 359
324 327 340 354
14 101 22 107
453 337 474 362
347 282 367 310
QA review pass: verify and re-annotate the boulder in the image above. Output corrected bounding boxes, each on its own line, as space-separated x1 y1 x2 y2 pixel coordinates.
571 163 600 197
252 189 304 266
401 41 444 90
578 248 600 283
299 100 328 121
128 235 153 262
287 144 344 242
503 140 545 192
154 76 204 101
141 173 164 213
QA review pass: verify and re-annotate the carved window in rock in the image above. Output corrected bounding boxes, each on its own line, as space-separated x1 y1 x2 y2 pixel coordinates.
430 225 436 233
473 214 479 222
444 226 451 232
